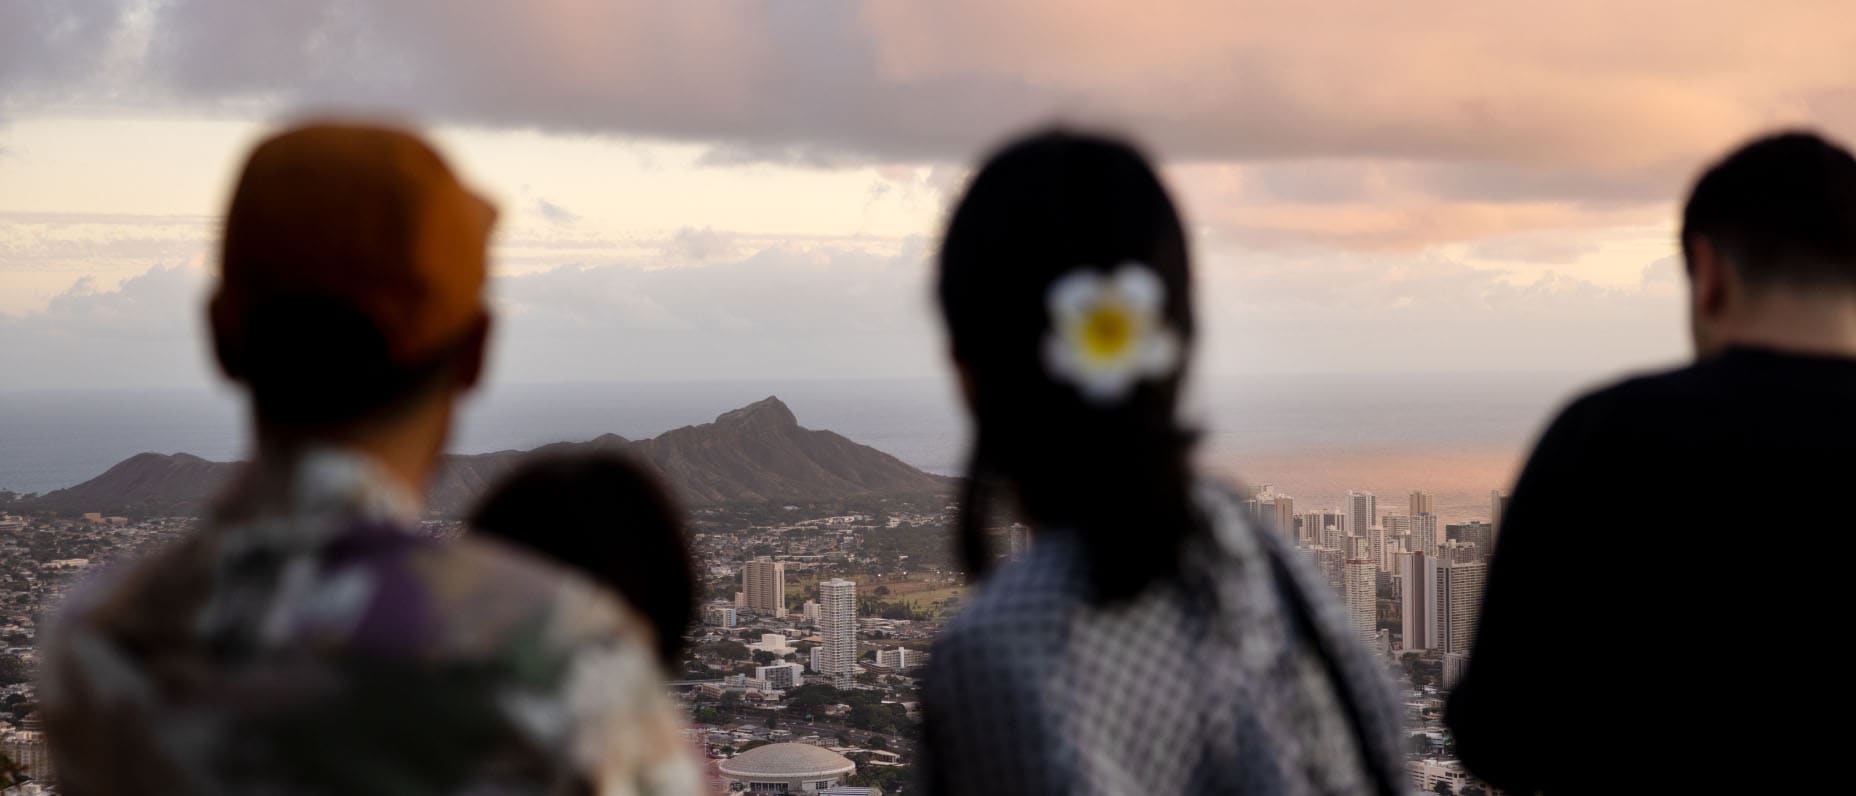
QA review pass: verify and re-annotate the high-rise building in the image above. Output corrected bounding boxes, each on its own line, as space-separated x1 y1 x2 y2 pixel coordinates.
741 558 787 614
1412 512 1439 558
1438 561 1488 655
802 600 821 624
1347 491 1377 547
1409 490 1434 519
1491 490 1511 541
875 647 921 671
1345 491 1384 571
703 603 739 628
1401 552 1439 651
1445 522 1493 562
815 578 858 685
756 662 805 690
1438 539 1482 564
1380 513 1411 573
1272 495 1296 541
1344 536 1379 646
1443 652 1472 689
1302 509 1347 548
1368 526 1390 574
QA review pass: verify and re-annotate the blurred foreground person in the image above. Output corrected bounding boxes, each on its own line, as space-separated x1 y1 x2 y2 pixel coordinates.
39 123 699 796
919 130 1405 796
1449 131 1856 793
471 454 696 672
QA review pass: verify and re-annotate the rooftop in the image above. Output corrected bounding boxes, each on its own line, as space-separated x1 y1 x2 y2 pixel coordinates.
718 742 856 780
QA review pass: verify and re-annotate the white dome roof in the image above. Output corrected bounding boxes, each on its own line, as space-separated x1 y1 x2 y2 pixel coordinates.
718 743 857 780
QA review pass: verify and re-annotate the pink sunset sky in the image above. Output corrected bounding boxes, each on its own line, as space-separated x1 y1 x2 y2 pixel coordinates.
3 1 1854 389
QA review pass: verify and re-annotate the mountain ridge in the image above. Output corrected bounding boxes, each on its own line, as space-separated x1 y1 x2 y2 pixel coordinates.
19 396 950 518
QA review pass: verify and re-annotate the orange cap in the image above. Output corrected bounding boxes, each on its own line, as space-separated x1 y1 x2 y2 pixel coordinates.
212 122 496 367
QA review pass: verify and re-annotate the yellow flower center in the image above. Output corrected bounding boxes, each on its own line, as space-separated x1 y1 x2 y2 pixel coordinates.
1081 303 1136 361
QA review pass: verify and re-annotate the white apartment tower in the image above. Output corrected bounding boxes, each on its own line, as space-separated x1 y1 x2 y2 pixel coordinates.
1344 535 1378 646
815 578 859 685
741 558 787 614
1412 512 1439 558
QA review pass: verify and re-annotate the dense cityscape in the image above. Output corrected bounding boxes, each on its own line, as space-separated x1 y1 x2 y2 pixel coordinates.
1 481 1509 795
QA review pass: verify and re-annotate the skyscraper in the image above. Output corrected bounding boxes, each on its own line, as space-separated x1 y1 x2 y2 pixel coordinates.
1410 490 1434 519
1302 509 1347 548
1412 512 1439 558
815 578 858 685
1344 536 1379 647
1491 490 1511 542
1438 561 1488 655
741 558 787 614
1347 491 1377 544
1401 551 1439 651
1348 491 1379 572
1272 495 1296 541
1445 521 1493 561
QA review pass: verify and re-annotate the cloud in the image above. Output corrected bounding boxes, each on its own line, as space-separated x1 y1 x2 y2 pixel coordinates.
0 262 219 389
531 197 579 225
2 2 1847 187
0 1 132 99
1192 249 1689 375
5 2 1850 255
488 240 943 383
7 237 1692 391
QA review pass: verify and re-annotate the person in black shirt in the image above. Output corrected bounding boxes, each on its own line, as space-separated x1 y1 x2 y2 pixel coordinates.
1446 130 1856 793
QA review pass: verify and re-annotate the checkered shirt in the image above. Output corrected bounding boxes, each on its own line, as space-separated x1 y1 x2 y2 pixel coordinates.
922 482 1405 795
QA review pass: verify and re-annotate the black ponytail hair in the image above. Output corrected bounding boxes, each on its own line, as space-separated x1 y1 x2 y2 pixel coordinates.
939 129 1202 603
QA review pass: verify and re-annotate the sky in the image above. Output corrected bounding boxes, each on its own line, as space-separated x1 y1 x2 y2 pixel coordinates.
3 1 1854 391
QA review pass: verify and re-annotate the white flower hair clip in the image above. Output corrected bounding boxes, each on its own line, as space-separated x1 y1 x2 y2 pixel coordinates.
1042 262 1182 405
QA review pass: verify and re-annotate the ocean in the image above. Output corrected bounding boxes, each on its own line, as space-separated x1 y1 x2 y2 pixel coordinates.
0 371 1616 523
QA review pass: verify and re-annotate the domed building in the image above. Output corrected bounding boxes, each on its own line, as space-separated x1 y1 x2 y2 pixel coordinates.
718 742 858 793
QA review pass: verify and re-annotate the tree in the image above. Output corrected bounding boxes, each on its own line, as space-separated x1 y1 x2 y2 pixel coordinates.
1432 781 1455 795
753 650 779 666
874 585 891 597
700 640 752 661
765 712 779 730
866 735 888 751
0 656 28 687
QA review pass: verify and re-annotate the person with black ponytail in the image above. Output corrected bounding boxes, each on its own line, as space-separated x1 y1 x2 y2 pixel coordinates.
919 130 1406 795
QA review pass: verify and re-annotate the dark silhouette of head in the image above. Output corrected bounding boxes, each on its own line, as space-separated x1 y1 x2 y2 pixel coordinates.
1683 130 1856 290
470 454 696 668
938 128 1201 602
210 123 496 435
1682 131 1856 354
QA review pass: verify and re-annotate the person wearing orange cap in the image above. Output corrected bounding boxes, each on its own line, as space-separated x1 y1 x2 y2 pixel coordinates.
37 123 702 795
